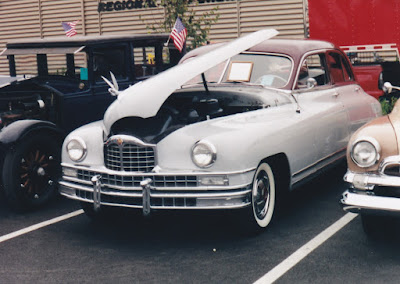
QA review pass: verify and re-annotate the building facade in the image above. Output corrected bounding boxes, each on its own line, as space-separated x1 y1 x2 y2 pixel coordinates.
0 0 308 75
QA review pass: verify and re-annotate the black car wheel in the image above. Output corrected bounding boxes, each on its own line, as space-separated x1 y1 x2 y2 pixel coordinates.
2 133 61 211
361 214 388 236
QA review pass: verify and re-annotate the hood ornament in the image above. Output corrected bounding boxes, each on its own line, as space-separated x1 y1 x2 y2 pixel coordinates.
102 71 120 96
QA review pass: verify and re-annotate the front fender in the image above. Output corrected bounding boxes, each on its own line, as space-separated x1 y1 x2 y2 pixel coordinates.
0 119 64 185
156 112 291 172
0 119 64 147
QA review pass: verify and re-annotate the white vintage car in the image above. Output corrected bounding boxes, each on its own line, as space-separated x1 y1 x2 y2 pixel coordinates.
59 29 380 230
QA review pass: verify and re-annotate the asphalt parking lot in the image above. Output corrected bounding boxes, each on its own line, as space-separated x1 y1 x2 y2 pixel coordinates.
1 165 400 283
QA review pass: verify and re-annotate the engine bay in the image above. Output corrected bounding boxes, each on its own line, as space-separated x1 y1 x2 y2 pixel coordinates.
0 81 56 128
109 87 282 143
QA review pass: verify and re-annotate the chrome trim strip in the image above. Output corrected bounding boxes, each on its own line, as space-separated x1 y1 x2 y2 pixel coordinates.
147 204 249 210
59 181 142 197
59 180 251 198
61 163 257 176
293 148 346 177
105 135 156 148
149 190 251 198
60 194 250 210
379 155 400 174
62 175 251 191
344 171 400 188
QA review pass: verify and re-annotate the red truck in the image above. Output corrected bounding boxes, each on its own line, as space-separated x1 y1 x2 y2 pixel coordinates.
308 0 400 99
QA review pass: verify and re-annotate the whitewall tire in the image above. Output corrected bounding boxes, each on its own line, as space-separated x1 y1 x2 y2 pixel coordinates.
251 162 276 228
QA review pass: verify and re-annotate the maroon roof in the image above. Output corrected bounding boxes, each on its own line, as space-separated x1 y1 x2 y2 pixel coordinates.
182 38 337 63
249 38 336 57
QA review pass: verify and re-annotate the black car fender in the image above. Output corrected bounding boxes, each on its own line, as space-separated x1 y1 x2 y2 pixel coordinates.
0 120 65 176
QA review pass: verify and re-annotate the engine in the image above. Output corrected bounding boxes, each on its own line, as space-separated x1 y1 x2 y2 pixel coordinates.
109 87 269 143
0 88 56 129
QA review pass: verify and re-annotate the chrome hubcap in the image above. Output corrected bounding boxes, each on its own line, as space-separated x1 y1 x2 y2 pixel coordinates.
253 171 270 220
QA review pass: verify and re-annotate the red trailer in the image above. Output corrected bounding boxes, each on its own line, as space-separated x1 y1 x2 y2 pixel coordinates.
308 0 400 99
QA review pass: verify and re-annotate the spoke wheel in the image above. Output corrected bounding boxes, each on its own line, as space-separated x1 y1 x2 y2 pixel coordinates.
3 133 61 211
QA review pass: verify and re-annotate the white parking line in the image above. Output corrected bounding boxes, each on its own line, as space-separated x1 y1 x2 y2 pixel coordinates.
0 209 84 244
254 212 358 284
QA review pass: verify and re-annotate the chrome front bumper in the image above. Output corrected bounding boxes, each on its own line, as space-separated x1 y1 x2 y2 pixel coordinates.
341 189 400 215
59 164 255 214
342 157 400 214
344 171 400 190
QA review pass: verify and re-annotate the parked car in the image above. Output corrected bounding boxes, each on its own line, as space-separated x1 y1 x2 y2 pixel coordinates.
0 33 180 210
59 29 381 231
341 82 400 234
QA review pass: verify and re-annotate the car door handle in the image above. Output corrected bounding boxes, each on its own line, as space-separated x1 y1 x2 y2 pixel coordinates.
332 92 339 97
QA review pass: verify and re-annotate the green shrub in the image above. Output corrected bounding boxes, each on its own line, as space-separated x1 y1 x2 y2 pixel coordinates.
380 96 398 115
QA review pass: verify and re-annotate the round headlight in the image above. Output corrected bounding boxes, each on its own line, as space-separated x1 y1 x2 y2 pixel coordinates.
66 137 87 162
191 140 217 168
351 138 380 168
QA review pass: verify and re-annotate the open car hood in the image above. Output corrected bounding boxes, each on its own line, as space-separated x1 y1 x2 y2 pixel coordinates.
103 29 279 131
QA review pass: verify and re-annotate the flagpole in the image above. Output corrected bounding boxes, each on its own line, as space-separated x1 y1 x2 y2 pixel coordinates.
165 17 180 47
164 35 171 47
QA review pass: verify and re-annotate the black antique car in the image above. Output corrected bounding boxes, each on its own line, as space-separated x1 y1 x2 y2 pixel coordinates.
0 33 180 210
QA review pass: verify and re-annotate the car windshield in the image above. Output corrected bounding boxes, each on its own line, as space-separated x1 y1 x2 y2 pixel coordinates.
183 53 292 89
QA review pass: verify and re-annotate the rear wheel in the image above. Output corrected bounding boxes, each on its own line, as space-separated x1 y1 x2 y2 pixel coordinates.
2 133 61 211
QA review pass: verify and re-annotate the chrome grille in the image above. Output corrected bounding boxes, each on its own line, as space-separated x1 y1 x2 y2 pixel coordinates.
77 169 199 188
104 142 155 172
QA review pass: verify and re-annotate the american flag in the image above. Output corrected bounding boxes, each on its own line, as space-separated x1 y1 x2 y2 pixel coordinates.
170 17 187 52
62 21 78 37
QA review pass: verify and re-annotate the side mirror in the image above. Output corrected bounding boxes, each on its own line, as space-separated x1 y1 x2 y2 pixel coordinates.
383 82 400 94
383 82 393 94
306 78 317 89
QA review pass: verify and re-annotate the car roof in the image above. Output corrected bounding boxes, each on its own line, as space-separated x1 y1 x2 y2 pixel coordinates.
249 38 336 56
181 38 337 62
5 33 170 48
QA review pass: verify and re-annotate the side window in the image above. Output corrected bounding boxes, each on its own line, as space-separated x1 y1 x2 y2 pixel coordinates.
327 52 354 84
93 47 127 82
133 46 155 78
340 54 355 81
296 53 329 89
132 45 174 79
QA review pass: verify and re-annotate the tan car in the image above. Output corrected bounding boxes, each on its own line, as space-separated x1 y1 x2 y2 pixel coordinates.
341 82 400 234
